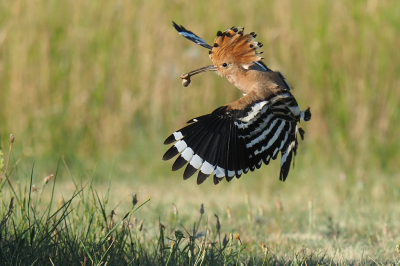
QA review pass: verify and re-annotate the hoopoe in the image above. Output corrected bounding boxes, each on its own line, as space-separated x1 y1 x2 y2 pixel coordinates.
163 22 311 185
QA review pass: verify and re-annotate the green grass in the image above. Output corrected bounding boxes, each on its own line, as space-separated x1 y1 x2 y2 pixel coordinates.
1 165 399 265
1 139 400 265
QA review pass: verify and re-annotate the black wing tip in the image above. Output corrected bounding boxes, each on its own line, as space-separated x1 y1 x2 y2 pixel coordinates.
279 149 294 181
279 172 287 182
213 175 223 185
303 107 311 121
197 171 210 185
171 21 213 50
172 156 188 171
298 128 305 140
279 164 289 181
171 21 194 37
164 135 177 145
183 164 198 180
172 21 185 32
162 146 179 161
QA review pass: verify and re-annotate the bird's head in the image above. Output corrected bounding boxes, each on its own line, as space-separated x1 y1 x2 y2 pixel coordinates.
209 27 265 76
180 27 266 87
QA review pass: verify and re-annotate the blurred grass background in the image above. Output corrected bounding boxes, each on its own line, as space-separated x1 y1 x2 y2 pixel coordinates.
1 0 400 261
1 0 400 180
1 0 400 177
0 1 400 190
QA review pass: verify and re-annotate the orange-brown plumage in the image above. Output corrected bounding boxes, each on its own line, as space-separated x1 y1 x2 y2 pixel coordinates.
210 27 263 68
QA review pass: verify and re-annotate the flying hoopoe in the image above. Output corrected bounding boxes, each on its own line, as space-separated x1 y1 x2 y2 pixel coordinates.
163 22 311 185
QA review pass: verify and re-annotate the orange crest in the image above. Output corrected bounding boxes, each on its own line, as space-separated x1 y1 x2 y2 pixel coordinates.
209 27 264 67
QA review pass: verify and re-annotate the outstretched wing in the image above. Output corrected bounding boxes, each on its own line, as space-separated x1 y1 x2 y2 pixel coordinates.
163 91 309 185
172 22 213 50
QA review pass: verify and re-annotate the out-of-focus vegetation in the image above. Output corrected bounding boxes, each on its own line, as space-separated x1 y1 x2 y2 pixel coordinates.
1 2 400 263
1 0 399 178
0 163 399 264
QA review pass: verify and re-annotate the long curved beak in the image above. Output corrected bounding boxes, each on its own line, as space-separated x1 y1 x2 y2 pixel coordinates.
180 65 217 87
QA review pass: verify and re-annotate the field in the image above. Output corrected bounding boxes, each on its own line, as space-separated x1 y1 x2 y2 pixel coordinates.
1 0 400 265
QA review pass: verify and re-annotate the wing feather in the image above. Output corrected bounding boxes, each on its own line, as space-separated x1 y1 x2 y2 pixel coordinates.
172 22 213 50
163 91 310 184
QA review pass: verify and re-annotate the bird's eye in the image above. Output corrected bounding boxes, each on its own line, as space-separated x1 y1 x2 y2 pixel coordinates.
222 63 228 67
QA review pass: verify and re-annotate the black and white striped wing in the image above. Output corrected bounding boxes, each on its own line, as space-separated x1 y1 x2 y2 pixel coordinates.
172 22 213 50
163 92 305 185
237 93 301 181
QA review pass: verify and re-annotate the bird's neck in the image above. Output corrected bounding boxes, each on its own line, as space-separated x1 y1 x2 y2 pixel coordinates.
224 69 255 94
225 70 285 95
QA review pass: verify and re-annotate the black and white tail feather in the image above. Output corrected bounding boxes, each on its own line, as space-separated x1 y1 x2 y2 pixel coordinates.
163 91 311 185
